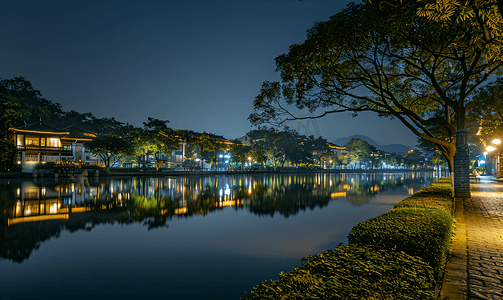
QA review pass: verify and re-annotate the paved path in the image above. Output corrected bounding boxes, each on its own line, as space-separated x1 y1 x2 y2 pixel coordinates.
442 176 503 299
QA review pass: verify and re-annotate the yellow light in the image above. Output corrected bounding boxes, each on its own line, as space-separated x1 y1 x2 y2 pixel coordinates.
487 146 496 152
492 139 501 145
331 192 346 198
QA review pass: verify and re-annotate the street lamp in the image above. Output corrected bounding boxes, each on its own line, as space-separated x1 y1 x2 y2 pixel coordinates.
485 138 502 178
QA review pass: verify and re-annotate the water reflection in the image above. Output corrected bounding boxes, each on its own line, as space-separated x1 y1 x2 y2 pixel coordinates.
0 172 435 263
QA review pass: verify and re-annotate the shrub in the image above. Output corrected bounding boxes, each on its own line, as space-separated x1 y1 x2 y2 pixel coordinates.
34 162 56 169
243 245 435 300
84 165 110 175
411 185 453 198
394 195 453 214
348 208 453 281
394 178 453 214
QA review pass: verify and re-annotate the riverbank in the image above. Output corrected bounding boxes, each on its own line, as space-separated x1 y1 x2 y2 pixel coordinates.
0 167 436 178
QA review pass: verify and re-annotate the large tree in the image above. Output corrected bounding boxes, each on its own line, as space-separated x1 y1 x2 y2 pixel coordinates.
0 77 62 137
345 138 376 168
250 1 503 196
142 117 179 171
368 0 503 59
84 133 134 168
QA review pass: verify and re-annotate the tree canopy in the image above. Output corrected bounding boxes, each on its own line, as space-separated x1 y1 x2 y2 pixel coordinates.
249 1 503 173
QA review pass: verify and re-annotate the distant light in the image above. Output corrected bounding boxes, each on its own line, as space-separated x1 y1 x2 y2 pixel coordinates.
487 146 496 152
219 155 223 158
484 152 488 156
480 160 486 164
493 139 501 145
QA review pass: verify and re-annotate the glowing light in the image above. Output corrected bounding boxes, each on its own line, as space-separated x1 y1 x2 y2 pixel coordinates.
487 146 496 152
492 139 501 145
331 192 346 198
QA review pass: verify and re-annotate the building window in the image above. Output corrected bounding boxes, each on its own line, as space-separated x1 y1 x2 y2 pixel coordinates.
26 137 40 146
47 138 60 147
17 135 24 146
41 138 46 146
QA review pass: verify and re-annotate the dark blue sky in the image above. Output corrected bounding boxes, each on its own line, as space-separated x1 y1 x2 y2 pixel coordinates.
1 0 418 146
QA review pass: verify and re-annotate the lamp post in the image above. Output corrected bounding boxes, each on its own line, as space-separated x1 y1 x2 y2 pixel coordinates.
486 139 502 178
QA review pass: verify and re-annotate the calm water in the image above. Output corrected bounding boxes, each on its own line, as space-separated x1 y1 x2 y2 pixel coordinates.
0 171 440 299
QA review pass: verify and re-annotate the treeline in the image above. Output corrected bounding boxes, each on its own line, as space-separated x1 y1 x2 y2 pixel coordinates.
0 76 432 172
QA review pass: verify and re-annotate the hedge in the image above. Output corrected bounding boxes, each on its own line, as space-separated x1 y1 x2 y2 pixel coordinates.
348 207 453 281
242 245 435 300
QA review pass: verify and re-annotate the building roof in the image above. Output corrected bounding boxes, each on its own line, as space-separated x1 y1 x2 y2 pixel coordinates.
9 121 68 134
61 125 97 140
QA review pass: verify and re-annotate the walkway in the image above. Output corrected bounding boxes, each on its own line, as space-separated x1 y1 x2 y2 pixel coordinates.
442 176 503 299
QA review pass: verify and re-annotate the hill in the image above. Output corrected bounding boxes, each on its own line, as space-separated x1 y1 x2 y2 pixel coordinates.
333 135 414 154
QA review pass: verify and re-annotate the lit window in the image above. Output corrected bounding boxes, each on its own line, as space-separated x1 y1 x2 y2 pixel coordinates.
26 137 40 146
17 135 24 146
48 138 61 147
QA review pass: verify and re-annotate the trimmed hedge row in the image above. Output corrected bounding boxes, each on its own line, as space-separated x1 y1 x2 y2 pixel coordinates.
242 177 454 299
348 207 453 281
243 245 435 300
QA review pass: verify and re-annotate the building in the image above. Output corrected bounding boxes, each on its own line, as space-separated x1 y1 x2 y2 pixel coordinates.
9 121 99 172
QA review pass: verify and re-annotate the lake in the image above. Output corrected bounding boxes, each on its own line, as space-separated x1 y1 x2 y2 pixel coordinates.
0 171 441 299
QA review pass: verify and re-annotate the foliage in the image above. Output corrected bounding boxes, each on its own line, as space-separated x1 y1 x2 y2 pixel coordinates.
247 128 326 168
84 132 134 168
468 77 503 146
366 0 503 60
242 245 435 300
345 138 376 167
142 118 179 171
348 207 453 282
0 139 17 171
0 77 124 137
83 164 111 175
394 179 454 213
0 77 61 136
33 162 56 169
249 1 503 173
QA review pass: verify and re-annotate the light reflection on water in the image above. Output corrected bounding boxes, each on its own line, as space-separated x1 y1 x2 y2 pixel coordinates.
0 171 441 300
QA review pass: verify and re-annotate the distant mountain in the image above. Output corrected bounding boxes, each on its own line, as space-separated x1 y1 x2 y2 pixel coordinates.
333 135 414 154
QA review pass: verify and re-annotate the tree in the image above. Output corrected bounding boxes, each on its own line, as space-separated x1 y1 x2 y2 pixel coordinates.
228 142 251 170
0 77 62 137
367 0 503 60
189 133 221 168
84 134 134 168
249 1 503 196
468 77 503 143
0 139 17 171
143 118 179 171
306 135 332 167
345 138 376 168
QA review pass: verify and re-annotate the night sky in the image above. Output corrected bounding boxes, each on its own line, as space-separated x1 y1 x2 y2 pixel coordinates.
1 0 418 146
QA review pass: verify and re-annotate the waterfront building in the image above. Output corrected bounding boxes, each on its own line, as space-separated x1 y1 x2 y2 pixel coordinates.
9 121 99 172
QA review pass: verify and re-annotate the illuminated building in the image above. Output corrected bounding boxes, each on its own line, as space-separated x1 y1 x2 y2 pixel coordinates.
9 121 99 172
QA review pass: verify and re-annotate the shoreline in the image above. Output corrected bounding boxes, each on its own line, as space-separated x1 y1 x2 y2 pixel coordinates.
0 168 439 179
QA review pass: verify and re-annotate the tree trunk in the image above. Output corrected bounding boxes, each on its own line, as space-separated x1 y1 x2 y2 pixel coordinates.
453 110 471 197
